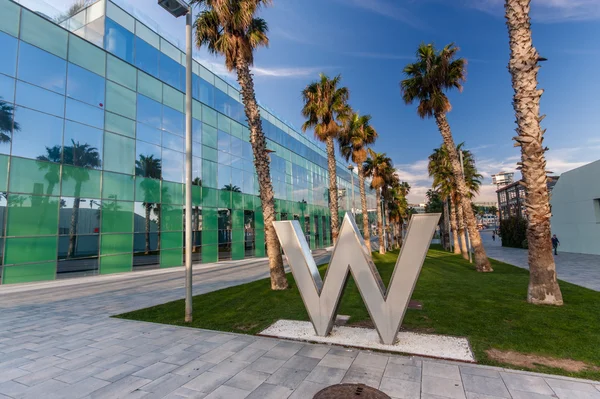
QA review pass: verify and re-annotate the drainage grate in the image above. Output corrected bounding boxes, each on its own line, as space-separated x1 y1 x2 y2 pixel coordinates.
313 383 390 398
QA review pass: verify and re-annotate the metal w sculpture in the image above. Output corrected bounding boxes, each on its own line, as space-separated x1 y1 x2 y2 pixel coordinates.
273 213 440 345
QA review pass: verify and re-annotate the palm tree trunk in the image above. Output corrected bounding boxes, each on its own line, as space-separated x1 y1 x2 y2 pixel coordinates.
145 203 151 255
455 194 469 260
376 190 385 254
449 194 461 255
434 111 492 272
235 57 288 290
67 185 81 258
505 0 562 304
325 136 340 243
357 164 371 253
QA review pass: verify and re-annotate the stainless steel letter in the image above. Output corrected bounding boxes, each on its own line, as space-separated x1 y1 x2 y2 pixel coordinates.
273 213 440 345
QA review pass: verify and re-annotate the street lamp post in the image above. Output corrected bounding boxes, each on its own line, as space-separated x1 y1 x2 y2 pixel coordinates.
347 165 356 217
158 0 194 322
459 151 473 264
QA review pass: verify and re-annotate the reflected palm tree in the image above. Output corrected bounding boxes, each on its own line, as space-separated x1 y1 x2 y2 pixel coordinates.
223 184 241 193
0 100 19 143
135 155 162 255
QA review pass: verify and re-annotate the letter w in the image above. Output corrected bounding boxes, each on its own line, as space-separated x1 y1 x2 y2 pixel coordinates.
273 213 440 345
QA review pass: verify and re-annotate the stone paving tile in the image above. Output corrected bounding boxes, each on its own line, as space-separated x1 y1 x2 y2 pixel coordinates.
225 369 270 391
136 373 194 397
229 347 267 363
183 371 231 394
422 374 466 399
96 363 142 382
501 372 556 396
54 376 110 398
305 365 346 385
546 378 600 393
247 339 279 351
127 352 169 368
281 354 320 372
460 366 502 379
353 351 390 370
317 353 354 370
265 367 310 390
133 362 178 380
54 366 106 384
199 349 236 364
13 366 65 387
342 364 384 388
296 344 330 359
88 375 152 399
208 359 251 378
263 342 303 361
379 376 421 399
163 386 208 398
383 363 422 382
203 385 250 399
245 383 293 399
288 380 329 399
423 361 462 380
0 380 29 397
509 391 558 399
248 356 286 374
462 374 511 398
173 360 214 379
327 347 359 358
0 367 29 383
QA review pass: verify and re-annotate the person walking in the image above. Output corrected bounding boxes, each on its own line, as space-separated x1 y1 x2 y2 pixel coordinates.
551 234 560 255
492 231 496 242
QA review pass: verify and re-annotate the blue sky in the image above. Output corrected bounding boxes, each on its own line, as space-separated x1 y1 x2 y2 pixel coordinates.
50 0 600 202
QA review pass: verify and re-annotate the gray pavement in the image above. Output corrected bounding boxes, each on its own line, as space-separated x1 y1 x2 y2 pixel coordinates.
1 249 599 398
480 230 600 291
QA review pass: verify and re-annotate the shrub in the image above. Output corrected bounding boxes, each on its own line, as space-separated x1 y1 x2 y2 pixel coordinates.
522 239 528 249
499 216 527 248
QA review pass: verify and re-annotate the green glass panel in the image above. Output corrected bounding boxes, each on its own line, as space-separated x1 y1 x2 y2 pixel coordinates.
160 248 182 268
205 188 222 208
0 0 20 37
161 207 182 232
101 200 133 233
232 229 244 243
231 192 243 210
201 160 217 188
192 185 201 206
102 171 134 201
104 132 135 175
5 236 57 264
201 244 217 263
107 54 136 90
161 231 182 249
231 210 243 229
203 124 217 148
136 177 161 203
202 229 217 245
192 99 201 119
6 195 59 236
162 181 183 205
254 196 262 212
2 262 56 284
254 232 265 257
105 112 135 138
231 241 244 260
255 211 264 229
243 194 254 210
20 10 67 58
202 208 218 231
202 105 217 128
9 158 60 196
106 81 136 120
68 34 105 77
202 146 217 162
242 127 250 142
100 233 133 255
137 71 162 102
218 190 231 208
217 113 230 133
0 154 8 191
163 85 183 112
61 166 101 199
100 253 132 274
231 121 242 139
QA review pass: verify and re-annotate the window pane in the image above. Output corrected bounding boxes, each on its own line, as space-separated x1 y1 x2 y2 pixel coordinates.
192 156 201 185
137 71 162 102
159 52 181 90
162 106 184 136
162 148 183 183
5 237 57 265
134 202 159 233
102 171 134 201
0 32 18 77
0 0 20 37
203 146 217 162
17 42 67 94
104 18 134 63
104 132 134 174
68 34 106 77
61 167 101 198
202 160 217 188
135 141 161 177
106 81 136 120
6 194 59 236
67 63 105 108
20 10 68 59
163 85 183 112
218 165 231 188
107 54 136 90
12 107 63 161
199 77 214 107
136 123 161 146
203 123 217 148
63 121 103 169
137 94 162 128
65 99 104 129
162 131 183 152
105 112 135 138
57 198 100 235
101 199 133 233
192 118 202 144
9 157 60 196
218 131 230 153
134 37 159 77
15 81 65 118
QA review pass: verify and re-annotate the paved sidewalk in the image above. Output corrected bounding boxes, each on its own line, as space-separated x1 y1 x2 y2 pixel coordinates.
479 230 600 291
1 251 599 398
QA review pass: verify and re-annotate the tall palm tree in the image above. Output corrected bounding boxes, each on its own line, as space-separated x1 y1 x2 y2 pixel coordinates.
135 155 161 255
382 167 399 251
339 112 378 252
505 0 562 305
301 73 350 244
364 149 391 255
193 0 288 290
401 43 492 272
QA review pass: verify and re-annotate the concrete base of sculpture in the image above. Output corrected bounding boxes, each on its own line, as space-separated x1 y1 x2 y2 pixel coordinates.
259 320 475 362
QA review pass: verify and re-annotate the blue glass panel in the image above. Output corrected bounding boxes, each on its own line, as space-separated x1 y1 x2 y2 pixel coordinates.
162 148 183 183
231 136 243 158
162 106 184 136
199 77 214 107
242 141 253 160
63 120 103 169
17 42 67 94
136 123 161 145
12 107 63 161
65 98 104 129
134 37 159 77
218 151 231 166
137 94 161 129
162 131 183 152
104 18 134 64
192 118 202 144
135 141 161 177
66 63 105 108
0 32 18 77
218 130 230 153
15 81 65 118
218 164 231 188
0 74 15 104
159 53 182 91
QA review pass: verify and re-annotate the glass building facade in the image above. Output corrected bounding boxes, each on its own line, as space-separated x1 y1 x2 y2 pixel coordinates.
0 0 376 284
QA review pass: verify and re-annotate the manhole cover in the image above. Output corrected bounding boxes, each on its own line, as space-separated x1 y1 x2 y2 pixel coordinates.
313 383 390 398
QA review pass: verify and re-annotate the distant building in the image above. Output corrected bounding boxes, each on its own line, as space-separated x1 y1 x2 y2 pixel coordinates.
497 176 559 221
550 160 600 255
410 204 426 214
492 172 515 188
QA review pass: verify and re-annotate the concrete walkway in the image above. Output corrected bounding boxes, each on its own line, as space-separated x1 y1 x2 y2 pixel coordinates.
479 230 600 291
1 251 599 398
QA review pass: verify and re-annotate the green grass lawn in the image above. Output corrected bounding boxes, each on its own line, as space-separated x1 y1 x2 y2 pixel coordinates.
116 246 600 380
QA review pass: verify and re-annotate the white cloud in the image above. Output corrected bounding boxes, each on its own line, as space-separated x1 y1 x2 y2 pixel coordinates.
466 0 600 22
252 66 324 78
334 0 427 30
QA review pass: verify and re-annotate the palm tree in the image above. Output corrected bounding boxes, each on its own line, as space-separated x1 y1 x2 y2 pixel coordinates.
0 99 18 143
339 112 378 252
135 155 161 255
401 43 492 272
381 167 399 251
301 73 351 244
505 0 562 305
364 149 391 254
192 0 288 290
223 184 242 192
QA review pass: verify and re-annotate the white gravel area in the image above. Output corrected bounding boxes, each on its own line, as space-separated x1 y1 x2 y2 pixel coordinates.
260 319 475 362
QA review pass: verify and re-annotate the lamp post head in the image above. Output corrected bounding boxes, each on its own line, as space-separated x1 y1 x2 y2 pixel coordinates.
158 0 189 17
347 164 354 171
